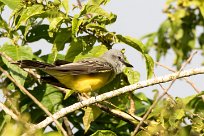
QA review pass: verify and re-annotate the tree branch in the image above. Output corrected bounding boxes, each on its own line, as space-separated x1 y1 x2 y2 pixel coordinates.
63 117 74 136
0 102 19 121
95 103 143 125
132 51 197 135
34 66 204 129
0 66 67 136
155 61 204 101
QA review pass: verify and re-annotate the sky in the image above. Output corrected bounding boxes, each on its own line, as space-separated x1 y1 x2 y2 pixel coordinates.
1 0 204 101
102 0 204 98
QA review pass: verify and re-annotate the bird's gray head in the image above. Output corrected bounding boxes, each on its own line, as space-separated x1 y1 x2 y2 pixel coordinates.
101 49 133 74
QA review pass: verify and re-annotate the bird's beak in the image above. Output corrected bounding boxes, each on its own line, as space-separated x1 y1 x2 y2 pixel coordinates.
124 62 133 67
122 60 133 67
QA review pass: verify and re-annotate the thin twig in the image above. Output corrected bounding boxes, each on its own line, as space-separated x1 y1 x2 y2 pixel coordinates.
132 51 197 135
76 0 92 19
79 94 144 125
0 102 19 121
95 103 144 125
76 0 82 9
155 61 204 101
153 73 175 102
63 117 74 136
0 53 66 135
0 66 68 136
1 88 21 116
34 66 204 129
128 92 136 115
0 101 33 130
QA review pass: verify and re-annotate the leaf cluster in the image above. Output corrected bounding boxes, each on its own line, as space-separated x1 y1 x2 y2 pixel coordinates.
137 93 204 136
143 0 204 68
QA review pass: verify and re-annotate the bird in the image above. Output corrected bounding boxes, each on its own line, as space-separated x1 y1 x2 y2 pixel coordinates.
13 49 133 93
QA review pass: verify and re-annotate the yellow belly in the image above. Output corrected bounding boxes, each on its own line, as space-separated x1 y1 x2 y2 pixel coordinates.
48 72 112 93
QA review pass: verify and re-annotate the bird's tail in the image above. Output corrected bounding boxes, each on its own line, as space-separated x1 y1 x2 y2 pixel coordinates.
12 60 54 69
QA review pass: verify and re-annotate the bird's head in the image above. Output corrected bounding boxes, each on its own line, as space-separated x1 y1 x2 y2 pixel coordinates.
101 49 133 74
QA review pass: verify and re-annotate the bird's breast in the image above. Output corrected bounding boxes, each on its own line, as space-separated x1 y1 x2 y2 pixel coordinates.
56 72 113 93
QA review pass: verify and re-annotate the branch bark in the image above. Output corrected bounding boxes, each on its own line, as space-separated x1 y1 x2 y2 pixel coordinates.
35 66 204 129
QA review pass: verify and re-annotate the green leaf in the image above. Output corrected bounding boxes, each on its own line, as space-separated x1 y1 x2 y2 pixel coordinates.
41 52 65 64
25 24 54 43
15 5 45 29
0 111 6 132
48 16 64 37
91 130 117 136
87 13 117 25
198 33 204 47
72 15 83 37
4 115 11 123
9 4 24 25
74 45 108 62
0 0 22 10
88 0 111 5
141 32 157 52
0 16 9 31
0 44 33 85
86 23 107 32
177 126 191 136
65 37 101 62
42 9 64 19
61 0 69 15
44 131 62 136
144 54 154 79
136 131 150 136
64 89 74 100
198 2 204 18
175 109 185 120
184 92 204 112
80 4 108 16
80 3 116 24
116 120 128 129
135 92 151 103
152 89 159 101
65 38 88 62
53 28 72 51
41 85 63 113
181 94 198 105
2 58 28 86
83 106 101 133
123 67 140 84
156 19 171 60
53 0 61 6
1 122 23 136
117 35 154 78
191 116 204 133
52 28 71 60
0 44 33 61
116 35 145 53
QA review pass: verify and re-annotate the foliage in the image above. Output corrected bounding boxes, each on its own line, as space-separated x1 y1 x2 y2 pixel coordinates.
137 93 204 136
143 0 204 68
0 0 203 135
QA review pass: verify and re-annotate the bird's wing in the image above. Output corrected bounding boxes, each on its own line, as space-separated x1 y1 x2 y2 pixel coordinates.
45 58 113 75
